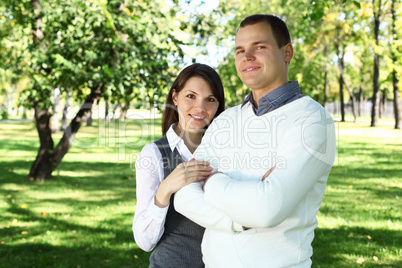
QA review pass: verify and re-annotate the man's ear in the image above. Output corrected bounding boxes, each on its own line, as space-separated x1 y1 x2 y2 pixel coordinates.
284 43 294 62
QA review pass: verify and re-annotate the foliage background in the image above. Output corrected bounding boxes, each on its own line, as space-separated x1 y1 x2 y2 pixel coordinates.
1 0 401 112
0 0 401 266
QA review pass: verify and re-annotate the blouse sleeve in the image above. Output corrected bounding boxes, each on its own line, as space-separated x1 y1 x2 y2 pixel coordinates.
132 143 169 252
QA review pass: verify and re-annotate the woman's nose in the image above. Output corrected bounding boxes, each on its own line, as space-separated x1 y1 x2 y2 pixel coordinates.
194 100 206 111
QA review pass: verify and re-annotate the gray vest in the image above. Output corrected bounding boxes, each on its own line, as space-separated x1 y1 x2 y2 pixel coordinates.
149 136 205 268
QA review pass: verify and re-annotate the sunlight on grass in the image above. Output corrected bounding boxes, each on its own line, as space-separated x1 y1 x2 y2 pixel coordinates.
313 120 401 267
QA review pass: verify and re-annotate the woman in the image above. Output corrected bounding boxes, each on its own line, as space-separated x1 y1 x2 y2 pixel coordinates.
133 63 225 267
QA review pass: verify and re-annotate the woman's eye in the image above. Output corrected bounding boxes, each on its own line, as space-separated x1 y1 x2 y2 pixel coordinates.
207 97 216 102
186 94 195 99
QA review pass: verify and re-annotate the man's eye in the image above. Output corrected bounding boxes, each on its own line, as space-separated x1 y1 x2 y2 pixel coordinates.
257 46 265 49
236 50 244 55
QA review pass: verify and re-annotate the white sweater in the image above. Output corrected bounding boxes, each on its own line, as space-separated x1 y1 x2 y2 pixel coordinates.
174 97 336 268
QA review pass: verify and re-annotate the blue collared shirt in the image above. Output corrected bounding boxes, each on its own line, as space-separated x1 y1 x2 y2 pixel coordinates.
241 81 304 116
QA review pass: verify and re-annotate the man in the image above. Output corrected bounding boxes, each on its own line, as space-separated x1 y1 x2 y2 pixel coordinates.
174 14 336 267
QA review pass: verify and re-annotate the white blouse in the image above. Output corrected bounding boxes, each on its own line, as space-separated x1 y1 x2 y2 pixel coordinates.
132 124 192 252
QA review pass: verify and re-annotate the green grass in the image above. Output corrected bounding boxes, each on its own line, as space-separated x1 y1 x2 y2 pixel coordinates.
312 119 401 267
0 117 401 267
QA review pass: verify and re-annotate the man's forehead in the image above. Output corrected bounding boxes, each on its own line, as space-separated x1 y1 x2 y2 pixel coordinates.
236 22 270 35
235 24 270 45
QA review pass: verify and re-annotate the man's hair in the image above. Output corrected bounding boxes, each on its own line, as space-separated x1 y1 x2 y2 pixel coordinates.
239 14 291 48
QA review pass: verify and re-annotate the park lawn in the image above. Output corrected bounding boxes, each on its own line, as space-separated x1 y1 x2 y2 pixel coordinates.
0 117 400 268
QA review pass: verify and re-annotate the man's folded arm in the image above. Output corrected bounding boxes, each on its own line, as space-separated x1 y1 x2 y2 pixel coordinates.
203 115 336 228
174 181 245 233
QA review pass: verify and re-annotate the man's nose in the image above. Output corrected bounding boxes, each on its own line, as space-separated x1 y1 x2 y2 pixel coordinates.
244 49 255 61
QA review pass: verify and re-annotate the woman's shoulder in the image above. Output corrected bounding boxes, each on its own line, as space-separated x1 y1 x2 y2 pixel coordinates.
137 142 161 160
135 141 163 171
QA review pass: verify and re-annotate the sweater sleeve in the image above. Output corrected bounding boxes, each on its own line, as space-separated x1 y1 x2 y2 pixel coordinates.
203 108 336 228
174 181 244 232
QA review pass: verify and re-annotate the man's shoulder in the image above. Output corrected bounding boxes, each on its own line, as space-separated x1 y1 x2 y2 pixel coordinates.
291 96 335 128
217 104 246 117
289 96 329 114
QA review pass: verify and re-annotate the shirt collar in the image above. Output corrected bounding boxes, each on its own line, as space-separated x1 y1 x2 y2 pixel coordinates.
241 93 254 108
166 123 193 161
165 123 182 152
241 81 300 109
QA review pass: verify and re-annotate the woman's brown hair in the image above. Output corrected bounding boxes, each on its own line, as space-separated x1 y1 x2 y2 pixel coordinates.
162 63 225 135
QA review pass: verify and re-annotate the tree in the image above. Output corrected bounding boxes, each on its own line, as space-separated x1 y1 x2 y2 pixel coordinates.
371 0 384 127
336 42 347 122
0 1 31 119
390 0 401 129
1 0 190 180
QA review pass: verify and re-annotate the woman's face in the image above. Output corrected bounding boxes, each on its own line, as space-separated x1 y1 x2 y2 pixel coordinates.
173 76 219 133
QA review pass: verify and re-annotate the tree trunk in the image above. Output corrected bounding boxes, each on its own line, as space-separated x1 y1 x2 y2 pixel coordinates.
87 111 93 126
119 104 128 121
61 90 70 131
393 73 401 129
29 105 55 181
358 87 363 117
337 45 345 122
391 0 401 129
323 45 329 109
51 88 60 133
341 74 358 123
379 90 387 118
358 69 364 117
29 84 103 181
339 77 345 122
52 83 104 170
113 102 120 119
371 0 382 127
28 0 55 181
105 98 110 122
31 0 44 43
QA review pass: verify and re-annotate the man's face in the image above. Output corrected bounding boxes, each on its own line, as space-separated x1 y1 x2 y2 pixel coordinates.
235 21 292 94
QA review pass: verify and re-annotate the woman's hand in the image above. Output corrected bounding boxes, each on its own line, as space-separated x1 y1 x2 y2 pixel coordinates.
155 159 212 207
261 165 276 181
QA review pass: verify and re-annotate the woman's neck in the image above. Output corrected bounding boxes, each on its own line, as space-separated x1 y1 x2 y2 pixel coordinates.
174 125 204 154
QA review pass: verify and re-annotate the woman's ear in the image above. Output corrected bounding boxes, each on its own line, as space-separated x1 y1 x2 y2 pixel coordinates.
172 89 178 106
